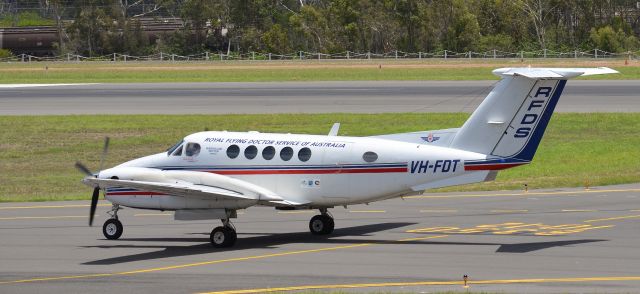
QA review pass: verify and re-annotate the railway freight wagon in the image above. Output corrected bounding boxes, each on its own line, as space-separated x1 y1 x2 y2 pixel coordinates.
0 18 183 57
0 26 57 56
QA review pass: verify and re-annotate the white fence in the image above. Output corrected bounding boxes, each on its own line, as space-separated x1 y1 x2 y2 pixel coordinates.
4 49 638 62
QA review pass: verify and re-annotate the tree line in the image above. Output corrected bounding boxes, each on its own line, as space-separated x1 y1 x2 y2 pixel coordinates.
14 0 640 56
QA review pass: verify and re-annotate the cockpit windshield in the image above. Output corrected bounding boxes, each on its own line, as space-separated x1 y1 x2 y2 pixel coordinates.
166 140 184 155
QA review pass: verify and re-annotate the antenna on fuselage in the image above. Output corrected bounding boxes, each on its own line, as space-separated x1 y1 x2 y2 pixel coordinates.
328 123 340 136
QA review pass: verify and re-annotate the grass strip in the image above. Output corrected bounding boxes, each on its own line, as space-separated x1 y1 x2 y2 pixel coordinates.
0 113 637 202
0 60 639 83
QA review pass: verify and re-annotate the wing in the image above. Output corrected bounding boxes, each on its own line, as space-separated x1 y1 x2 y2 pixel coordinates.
83 167 310 206
85 178 255 201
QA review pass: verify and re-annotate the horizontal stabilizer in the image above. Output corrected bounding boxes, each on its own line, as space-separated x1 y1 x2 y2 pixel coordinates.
371 128 459 146
493 67 619 79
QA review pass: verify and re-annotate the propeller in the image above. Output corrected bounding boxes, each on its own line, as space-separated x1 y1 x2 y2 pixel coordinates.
74 137 110 226
89 187 100 226
74 161 93 176
98 137 110 172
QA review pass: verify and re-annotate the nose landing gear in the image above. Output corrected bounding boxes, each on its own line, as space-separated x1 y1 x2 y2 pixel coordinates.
309 208 334 235
102 204 123 240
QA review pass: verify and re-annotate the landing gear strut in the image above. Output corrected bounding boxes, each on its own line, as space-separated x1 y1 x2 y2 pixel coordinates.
210 218 237 248
309 208 334 235
102 204 123 240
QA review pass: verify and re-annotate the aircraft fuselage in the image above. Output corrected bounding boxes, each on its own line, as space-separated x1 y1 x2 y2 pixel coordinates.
100 131 486 209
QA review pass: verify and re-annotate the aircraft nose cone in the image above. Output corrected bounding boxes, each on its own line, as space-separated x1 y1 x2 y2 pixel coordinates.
81 176 98 188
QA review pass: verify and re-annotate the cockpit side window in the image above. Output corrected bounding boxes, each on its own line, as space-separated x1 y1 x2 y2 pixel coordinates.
185 143 201 157
166 140 184 155
171 145 183 156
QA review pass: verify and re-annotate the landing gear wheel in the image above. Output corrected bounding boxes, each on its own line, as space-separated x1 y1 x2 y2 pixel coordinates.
309 215 334 235
103 219 123 240
210 226 237 248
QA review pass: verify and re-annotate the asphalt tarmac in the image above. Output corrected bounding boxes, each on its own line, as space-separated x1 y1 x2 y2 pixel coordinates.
1 80 638 115
1 184 639 293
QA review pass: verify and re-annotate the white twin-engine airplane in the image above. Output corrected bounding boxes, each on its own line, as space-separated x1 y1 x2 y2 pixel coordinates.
77 67 617 247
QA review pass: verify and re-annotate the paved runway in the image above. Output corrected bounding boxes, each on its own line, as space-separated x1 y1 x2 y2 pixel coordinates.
1 184 639 293
1 80 638 115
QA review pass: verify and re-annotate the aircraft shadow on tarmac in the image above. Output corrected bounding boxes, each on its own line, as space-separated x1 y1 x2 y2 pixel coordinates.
81 222 607 265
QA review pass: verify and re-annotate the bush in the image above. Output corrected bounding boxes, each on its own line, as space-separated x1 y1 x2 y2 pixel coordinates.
478 33 515 52
589 25 639 53
0 49 13 58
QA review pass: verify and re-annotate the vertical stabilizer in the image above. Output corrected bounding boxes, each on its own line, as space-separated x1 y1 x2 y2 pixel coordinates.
451 67 618 169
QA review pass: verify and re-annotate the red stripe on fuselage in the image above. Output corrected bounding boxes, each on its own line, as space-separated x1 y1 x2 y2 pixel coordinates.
464 163 526 171
209 167 408 175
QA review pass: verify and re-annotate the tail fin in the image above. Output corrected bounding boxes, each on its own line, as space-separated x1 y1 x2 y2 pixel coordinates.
451 67 618 169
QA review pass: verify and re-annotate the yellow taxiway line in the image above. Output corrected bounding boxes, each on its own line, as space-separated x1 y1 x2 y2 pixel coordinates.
0 204 110 210
198 276 640 294
348 210 386 213
0 214 175 220
583 214 640 223
0 234 448 285
0 243 369 285
397 235 448 242
0 215 94 220
405 188 640 199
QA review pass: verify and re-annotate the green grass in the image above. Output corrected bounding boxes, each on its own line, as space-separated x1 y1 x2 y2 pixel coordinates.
0 59 638 83
0 113 638 202
0 11 54 27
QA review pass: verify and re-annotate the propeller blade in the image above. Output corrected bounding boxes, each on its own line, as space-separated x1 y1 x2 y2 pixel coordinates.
75 161 93 176
98 137 110 172
89 187 100 226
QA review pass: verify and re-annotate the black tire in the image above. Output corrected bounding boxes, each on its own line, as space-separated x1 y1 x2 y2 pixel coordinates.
309 215 334 235
103 218 123 240
210 226 237 248
226 227 237 245
325 216 335 234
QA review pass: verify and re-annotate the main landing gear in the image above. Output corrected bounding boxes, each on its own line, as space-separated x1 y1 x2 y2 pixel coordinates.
210 218 237 248
102 204 123 240
309 208 334 235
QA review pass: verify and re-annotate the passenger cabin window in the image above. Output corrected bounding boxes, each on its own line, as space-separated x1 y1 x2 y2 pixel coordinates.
363 151 378 162
245 145 258 159
298 147 312 162
185 143 201 157
172 145 183 156
262 146 275 160
227 145 240 159
280 147 293 161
